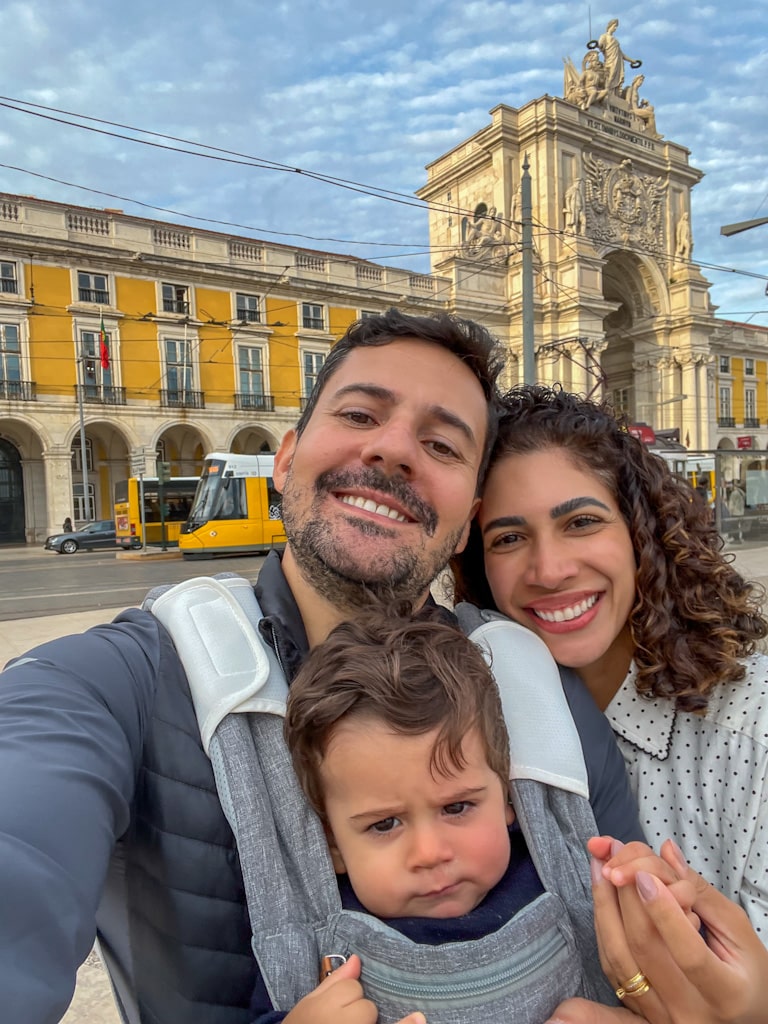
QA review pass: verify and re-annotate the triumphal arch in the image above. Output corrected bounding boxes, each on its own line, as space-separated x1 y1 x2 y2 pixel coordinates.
418 18 715 447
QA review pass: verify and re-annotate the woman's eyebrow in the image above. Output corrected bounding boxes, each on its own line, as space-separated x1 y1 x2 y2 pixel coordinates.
551 496 611 517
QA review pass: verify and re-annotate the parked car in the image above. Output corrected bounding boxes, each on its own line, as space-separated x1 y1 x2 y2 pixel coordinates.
44 519 117 554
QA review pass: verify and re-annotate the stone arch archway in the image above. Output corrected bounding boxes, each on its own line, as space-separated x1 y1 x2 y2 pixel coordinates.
0 437 24 543
229 425 282 454
599 250 678 425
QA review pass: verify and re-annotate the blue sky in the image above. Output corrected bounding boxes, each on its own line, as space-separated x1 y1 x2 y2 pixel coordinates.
0 0 766 326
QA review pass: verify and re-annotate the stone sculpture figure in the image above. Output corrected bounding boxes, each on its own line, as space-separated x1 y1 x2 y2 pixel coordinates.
564 179 587 236
675 211 693 261
594 18 640 101
626 74 658 134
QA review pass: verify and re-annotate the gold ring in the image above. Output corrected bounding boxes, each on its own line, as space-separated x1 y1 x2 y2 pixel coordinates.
616 970 651 1000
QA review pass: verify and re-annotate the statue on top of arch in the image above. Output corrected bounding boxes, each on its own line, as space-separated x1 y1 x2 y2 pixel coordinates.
563 18 661 138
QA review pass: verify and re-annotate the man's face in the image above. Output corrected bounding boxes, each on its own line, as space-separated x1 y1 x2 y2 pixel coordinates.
273 338 488 609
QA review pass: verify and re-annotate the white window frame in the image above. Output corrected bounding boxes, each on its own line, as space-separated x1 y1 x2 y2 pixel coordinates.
745 388 757 421
719 386 732 420
719 355 731 375
0 259 19 297
300 301 326 332
75 269 111 306
0 320 24 387
71 437 94 473
745 358 755 376
237 342 269 398
300 342 328 399
359 309 380 320
161 332 197 398
72 316 119 385
0 312 28 384
235 292 261 324
160 281 192 317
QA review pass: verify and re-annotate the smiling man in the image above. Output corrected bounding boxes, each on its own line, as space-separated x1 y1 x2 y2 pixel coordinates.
0 309 643 1024
0 309 505 1024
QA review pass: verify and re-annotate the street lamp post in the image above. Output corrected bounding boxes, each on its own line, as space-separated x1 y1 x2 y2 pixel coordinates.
76 351 91 523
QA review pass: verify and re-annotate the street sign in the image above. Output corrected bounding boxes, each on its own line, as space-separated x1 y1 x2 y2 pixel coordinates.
130 449 147 476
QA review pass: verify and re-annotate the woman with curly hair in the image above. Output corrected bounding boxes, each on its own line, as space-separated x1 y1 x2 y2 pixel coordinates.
452 383 768 946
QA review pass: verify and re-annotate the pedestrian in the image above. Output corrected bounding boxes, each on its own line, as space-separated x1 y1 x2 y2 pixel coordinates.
0 312 640 1024
452 382 768 1020
62 516 73 532
726 480 746 543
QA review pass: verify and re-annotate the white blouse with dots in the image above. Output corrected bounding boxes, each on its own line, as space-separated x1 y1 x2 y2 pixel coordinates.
606 654 768 942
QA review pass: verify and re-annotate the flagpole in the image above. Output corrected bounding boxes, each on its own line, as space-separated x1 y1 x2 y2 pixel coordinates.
76 346 90 523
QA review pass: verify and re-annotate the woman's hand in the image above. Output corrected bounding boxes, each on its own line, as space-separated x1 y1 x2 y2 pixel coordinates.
546 838 768 1024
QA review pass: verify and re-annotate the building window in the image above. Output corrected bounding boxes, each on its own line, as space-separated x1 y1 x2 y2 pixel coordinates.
360 309 380 319
611 387 630 416
239 345 264 397
301 302 324 331
235 292 261 323
303 350 326 397
71 437 93 472
72 482 95 522
0 323 21 387
719 386 731 419
745 388 757 420
162 282 190 315
77 271 109 304
0 261 18 294
745 358 755 376
165 337 193 395
719 355 730 374
80 329 113 397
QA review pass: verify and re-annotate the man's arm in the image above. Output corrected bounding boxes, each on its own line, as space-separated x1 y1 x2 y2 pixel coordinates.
559 667 645 844
0 609 161 1022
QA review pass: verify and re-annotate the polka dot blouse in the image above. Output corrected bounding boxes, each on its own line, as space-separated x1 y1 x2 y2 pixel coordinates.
606 654 768 942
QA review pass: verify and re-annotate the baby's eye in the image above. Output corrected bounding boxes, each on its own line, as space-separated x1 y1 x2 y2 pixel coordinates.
443 801 472 816
369 816 399 834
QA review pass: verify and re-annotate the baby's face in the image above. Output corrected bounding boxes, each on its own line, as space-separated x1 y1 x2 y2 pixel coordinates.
320 720 513 919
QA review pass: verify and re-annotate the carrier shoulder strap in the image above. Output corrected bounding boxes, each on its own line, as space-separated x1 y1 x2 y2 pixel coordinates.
146 576 587 793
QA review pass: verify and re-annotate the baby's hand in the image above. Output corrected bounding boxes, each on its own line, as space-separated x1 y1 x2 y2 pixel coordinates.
588 836 699 930
283 954 426 1024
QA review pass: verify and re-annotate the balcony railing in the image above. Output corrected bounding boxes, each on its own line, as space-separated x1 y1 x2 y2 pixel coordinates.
162 298 190 314
744 417 760 429
236 308 261 323
718 417 736 428
235 392 274 412
75 385 126 405
0 379 35 400
78 288 110 304
160 388 205 409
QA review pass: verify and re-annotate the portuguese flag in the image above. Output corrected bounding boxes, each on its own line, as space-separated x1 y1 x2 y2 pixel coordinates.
99 316 110 370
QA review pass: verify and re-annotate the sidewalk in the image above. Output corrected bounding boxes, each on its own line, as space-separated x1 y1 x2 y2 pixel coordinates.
5 538 768 1023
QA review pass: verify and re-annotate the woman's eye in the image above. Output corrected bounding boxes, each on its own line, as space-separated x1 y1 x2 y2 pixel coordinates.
489 532 522 549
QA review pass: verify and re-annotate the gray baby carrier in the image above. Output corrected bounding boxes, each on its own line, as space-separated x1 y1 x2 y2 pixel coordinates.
147 576 617 1023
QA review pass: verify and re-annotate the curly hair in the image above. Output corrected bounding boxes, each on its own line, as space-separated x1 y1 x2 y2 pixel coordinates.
284 605 511 818
451 384 767 712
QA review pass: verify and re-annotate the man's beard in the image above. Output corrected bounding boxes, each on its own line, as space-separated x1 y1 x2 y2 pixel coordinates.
281 467 467 613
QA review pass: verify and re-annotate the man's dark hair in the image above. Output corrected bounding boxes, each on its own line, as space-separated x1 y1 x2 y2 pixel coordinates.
295 308 505 489
284 605 511 819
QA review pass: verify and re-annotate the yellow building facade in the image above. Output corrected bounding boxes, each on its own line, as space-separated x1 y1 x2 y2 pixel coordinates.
0 193 482 542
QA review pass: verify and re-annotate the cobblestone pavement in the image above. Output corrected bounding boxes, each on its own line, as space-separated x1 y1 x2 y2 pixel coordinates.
5 540 765 1022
